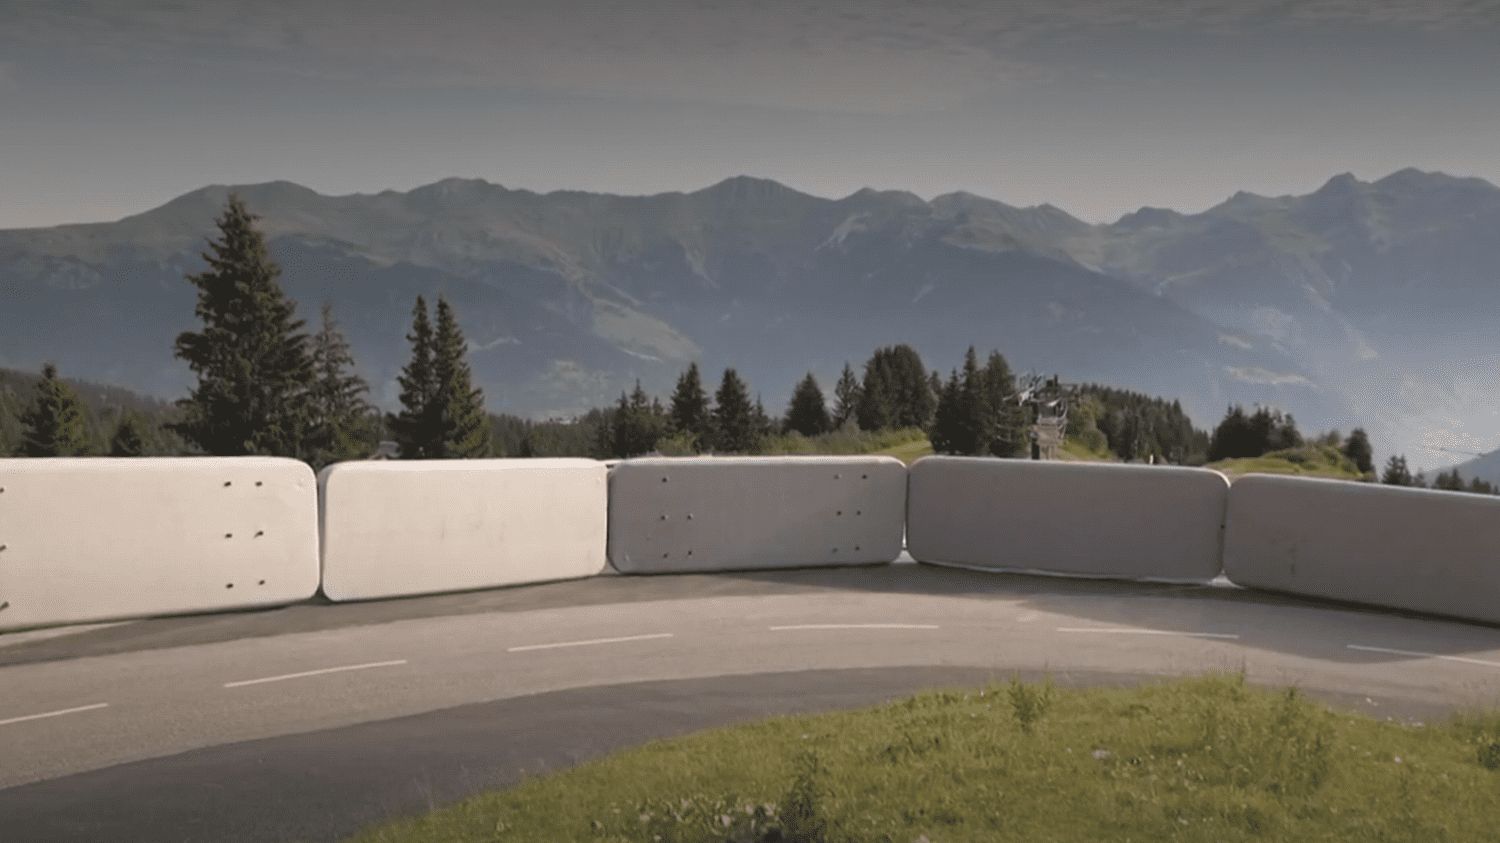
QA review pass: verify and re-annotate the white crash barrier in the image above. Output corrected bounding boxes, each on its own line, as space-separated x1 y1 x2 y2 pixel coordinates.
907 457 1229 582
608 456 907 573
0 458 319 632
319 459 607 601
1224 475 1500 624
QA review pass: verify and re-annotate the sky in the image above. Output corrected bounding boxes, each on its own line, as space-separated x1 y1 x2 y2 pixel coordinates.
3 0 1499 229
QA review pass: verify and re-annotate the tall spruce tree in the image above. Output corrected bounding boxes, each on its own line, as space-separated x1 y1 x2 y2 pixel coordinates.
388 296 438 459
956 347 988 455
18 363 88 457
108 411 148 457
308 302 374 466
785 373 831 436
1381 454 1414 487
429 296 491 458
611 380 665 457
172 194 313 457
1344 428 1374 475
982 351 1024 457
832 363 861 429
929 370 963 454
710 368 757 453
668 362 710 449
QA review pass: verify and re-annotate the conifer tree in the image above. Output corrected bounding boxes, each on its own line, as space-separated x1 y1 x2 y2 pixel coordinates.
18 363 88 457
956 347 988 455
172 195 314 457
710 368 757 453
308 302 374 466
1381 454 1414 487
429 296 491 458
785 373 831 436
929 370 963 454
832 363 861 429
611 380 665 457
983 351 1024 457
108 411 148 457
668 362 710 449
1343 428 1374 475
388 296 437 459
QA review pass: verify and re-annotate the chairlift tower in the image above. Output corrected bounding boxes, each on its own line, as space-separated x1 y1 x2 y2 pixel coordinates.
1015 373 1074 460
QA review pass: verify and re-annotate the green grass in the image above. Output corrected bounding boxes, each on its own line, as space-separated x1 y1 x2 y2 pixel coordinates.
756 427 931 460
346 675 1500 843
874 437 934 464
1059 436 1114 462
1209 444 1365 481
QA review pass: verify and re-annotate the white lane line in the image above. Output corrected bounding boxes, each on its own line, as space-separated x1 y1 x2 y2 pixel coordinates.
0 702 110 727
223 659 408 688
1347 645 1500 669
507 633 673 653
769 623 940 631
1056 627 1240 640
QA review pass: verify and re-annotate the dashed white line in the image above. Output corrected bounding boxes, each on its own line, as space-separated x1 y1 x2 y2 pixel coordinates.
223 659 409 688
0 702 110 727
769 623 940 631
1056 627 1239 640
1347 645 1500 669
507 633 673 653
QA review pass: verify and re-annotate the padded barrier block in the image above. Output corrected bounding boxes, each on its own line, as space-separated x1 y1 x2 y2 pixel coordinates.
319 458 607 601
1224 474 1500 624
907 457 1229 582
608 456 907 573
0 457 319 631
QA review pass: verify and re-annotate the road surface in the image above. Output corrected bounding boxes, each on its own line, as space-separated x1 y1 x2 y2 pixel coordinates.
3 563 1500 842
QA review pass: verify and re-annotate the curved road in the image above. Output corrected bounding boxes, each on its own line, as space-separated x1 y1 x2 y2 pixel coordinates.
4 563 1500 842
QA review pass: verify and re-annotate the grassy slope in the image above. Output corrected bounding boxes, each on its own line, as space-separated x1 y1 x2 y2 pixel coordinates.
348 675 1500 843
1208 444 1365 481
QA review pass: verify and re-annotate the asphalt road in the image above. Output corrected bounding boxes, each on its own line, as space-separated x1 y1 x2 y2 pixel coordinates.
3 563 1500 842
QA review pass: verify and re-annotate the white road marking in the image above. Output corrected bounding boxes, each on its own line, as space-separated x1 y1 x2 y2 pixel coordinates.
223 659 408 688
507 633 673 653
0 702 109 727
769 623 940 631
1056 627 1239 640
1347 644 1500 669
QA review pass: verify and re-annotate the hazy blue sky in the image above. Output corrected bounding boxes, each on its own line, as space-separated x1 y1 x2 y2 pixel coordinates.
3 0 1499 228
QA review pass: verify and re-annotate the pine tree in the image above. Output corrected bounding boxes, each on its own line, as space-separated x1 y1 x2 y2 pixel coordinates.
710 368 757 453
956 347 988 455
308 302 374 467
1381 454 1414 487
832 363 861 429
929 370 963 454
18 363 88 457
388 296 438 459
429 296 491 458
611 381 665 457
172 194 313 457
982 351 1024 457
668 362 710 449
108 411 148 457
785 373 831 436
1343 428 1374 475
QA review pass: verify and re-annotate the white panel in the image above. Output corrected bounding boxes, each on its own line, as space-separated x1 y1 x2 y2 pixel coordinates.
608 456 907 573
319 459 607 601
0 458 319 631
907 457 1228 582
1225 475 1500 623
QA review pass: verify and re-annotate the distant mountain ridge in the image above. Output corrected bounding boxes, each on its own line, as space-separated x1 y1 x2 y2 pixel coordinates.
3 169 1497 461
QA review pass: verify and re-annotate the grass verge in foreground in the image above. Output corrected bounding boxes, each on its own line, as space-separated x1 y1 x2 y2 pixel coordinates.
348 675 1500 843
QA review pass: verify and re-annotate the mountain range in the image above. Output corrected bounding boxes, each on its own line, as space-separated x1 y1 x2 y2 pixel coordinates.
3 169 1497 465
